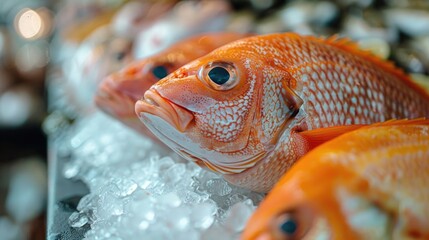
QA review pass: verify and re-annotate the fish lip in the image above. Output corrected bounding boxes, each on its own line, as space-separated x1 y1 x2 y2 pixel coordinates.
136 89 194 132
101 73 146 100
95 79 136 119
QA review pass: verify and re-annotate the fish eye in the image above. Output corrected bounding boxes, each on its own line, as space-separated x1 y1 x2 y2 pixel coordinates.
208 66 230 85
271 208 313 240
115 51 126 61
280 215 298 236
151 65 169 80
199 61 238 90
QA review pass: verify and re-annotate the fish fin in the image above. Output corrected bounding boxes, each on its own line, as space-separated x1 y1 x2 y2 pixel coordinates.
364 118 429 127
280 79 304 113
299 118 428 150
301 34 429 101
298 124 367 150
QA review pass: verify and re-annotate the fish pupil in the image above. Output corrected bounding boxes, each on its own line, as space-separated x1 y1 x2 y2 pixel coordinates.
280 218 297 236
115 51 126 61
208 66 230 85
152 66 168 79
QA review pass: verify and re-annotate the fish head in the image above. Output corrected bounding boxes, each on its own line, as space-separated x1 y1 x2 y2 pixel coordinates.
95 56 178 122
242 151 393 240
135 37 304 174
95 32 248 136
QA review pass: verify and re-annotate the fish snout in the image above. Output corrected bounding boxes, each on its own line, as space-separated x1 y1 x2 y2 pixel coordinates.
135 89 194 132
106 70 151 100
95 75 137 119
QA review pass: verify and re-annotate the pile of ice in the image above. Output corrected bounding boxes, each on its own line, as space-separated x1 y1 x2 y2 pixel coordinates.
62 112 265 240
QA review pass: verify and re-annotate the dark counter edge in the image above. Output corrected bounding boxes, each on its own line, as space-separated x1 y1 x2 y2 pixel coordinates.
47 140 90 240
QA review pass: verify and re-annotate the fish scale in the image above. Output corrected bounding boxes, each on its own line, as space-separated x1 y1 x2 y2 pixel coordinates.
288 40 426 128
136 33 429 192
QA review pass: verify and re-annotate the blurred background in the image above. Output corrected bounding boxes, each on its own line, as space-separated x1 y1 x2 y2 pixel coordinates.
0 0 51 239
0 0 428 239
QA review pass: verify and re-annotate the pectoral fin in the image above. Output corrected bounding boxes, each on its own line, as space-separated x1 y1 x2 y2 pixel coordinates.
298 124 366 150
298 118 428 150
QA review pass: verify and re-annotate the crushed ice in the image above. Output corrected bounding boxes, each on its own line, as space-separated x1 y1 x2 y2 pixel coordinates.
61 112 264 239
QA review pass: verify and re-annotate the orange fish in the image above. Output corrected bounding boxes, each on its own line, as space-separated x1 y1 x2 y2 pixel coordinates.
242 119 429 240
135 33 429 192
95 32 249 138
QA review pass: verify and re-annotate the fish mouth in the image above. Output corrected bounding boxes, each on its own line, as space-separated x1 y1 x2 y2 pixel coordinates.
95 78 136 119
99 72 147 101
135 89 194 132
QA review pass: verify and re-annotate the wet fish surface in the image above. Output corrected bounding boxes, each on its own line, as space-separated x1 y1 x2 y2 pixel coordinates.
242 119 429 240
136 33 429 192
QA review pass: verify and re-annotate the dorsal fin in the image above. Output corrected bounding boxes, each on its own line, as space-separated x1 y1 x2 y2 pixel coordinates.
298 34 429 101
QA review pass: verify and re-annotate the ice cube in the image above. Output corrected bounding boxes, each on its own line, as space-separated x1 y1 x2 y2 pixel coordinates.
69 211 89 228
158 192 182 208
63 161 80 179
157 156 176 171
165 207 191 230
95 192 124 219
137 202 156 222
190 201 217 230
143 223 170 240
138 179 153 190
201 222 235 240
206 178 232 196
186 161 202 175
164 163 187 184
226 193 247 206
246 192 266 206
172 229 200 240
223 199 255 233
179 190 202 204
138 220 150 230
112 178 138 197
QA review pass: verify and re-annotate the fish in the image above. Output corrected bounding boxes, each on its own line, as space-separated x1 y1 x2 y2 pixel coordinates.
66 25 134 115
133 0 232 59
95 32 249 138
135 33 429 192
242 119 429 240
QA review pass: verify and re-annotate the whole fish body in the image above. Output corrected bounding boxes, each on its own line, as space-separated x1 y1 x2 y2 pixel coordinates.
135 33 429 192
242 120 429 240
95 32 249 138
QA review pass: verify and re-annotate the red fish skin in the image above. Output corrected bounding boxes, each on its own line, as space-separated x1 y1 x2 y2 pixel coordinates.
225 34 429 192
137 33 429 192
242 121 429 240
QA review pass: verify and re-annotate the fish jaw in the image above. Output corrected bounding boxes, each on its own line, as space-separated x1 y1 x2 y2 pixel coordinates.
135 86 268 175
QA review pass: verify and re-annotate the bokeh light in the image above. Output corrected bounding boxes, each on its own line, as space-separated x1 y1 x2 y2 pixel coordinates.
15 8 43 39
14 7 52 40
